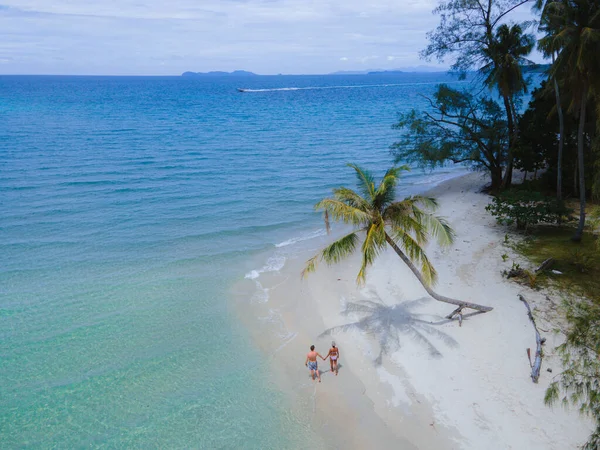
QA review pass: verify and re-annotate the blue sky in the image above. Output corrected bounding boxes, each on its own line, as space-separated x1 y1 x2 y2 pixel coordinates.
0 0 543 75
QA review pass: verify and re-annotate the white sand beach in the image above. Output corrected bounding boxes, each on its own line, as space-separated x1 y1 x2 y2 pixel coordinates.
235 172 593 449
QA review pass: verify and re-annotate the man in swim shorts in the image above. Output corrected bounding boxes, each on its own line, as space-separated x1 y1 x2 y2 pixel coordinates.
325 341 340 375
305 345 325 382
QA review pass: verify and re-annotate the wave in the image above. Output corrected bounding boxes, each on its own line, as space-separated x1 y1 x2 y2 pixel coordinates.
275 228 327 248
244 254 287 280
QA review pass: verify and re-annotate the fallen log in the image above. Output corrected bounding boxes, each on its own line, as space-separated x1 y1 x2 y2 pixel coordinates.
519 294 544 383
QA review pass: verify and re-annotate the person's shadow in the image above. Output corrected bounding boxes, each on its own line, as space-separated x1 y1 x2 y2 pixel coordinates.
317 363 343 375
319 296 458 365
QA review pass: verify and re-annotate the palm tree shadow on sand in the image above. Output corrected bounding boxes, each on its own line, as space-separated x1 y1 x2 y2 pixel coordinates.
319 295 459 365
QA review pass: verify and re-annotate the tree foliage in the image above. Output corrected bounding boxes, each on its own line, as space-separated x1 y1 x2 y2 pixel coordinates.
515 80 574 180
545 298 600 450
422 0 535 187
391 84 508 190
422 0 533 75
538 0 600 240
481 23 535 99
302 164 454 286
485 188 571 230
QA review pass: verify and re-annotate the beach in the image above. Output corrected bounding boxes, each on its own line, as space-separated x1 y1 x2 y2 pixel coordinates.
237 172 594 449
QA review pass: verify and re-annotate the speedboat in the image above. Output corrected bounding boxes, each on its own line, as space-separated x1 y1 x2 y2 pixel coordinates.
236 88 248 93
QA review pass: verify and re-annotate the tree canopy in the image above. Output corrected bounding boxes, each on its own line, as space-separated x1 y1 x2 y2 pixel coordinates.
391 84 508 190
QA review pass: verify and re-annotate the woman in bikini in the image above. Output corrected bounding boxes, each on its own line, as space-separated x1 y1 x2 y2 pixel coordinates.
325 341 340 375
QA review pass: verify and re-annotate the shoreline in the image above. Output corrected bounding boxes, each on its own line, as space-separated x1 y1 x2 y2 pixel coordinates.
234 171 593 449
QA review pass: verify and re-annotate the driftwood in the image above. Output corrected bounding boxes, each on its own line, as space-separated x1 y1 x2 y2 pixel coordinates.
535 258 555 273
519 294 544 383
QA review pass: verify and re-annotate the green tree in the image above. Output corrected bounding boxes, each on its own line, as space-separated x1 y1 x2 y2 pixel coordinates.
545 299 600 450
422 0 534 188
539 0 600 241
391 85 508 190
481 23 535 187
302 164 493 315
537 0 567 200
515 80 579 188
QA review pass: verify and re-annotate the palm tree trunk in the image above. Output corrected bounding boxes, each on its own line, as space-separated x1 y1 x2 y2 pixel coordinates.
501 94 515 188
572 86 588 242
385 234 493 313
552 53 564 201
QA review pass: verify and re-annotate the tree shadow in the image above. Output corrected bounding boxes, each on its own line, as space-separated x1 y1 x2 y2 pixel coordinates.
319 296 458 365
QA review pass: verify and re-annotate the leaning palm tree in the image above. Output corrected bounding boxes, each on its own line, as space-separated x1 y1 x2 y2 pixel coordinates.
481 23 535 188
539 0 600 241
302 164 493 316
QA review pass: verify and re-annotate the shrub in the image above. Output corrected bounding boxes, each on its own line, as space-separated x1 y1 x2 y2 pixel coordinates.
485 189 571 231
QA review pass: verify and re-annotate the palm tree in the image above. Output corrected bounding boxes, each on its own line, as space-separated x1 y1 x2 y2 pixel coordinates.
537 1 566 200
481 23 535 188
539 0 600 241
302 164 493 316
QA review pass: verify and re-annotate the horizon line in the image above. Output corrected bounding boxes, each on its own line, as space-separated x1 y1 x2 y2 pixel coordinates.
0 70 454 77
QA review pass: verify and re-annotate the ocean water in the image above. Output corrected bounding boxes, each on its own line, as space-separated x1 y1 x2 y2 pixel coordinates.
1 73 474 448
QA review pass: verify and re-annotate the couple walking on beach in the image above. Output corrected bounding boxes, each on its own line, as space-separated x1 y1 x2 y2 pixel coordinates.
304 342 339 382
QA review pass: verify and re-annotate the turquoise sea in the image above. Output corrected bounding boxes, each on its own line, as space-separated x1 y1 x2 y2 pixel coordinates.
1 73 477 448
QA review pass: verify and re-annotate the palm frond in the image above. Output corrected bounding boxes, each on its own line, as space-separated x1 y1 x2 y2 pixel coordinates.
332 187 372 212
422 214 455 247
387 209 428 245
411 195 440 211
302 232 360 279
373 166 407 210
315 198 370 226
356 222 386 284
392 227 438 286
321 232 359 265
301 255 319 279
347 163 376 202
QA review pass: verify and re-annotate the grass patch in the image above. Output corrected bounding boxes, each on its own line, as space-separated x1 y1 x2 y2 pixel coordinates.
515 225 600 299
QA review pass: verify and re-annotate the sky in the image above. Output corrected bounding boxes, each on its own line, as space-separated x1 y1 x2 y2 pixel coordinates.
0 0 544 76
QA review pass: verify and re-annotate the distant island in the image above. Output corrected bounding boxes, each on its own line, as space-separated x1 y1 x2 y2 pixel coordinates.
182 70 257 77
329 66 448 75
181 65 546 77
367 70 407 75
181 67 451 77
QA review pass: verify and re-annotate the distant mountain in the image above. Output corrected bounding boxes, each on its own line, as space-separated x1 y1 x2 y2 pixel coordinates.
182 70 257 77
329 66 448 75
367 70 405 75
329 70 371 75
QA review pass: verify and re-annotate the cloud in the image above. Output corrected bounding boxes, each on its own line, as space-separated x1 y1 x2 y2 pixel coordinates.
0 0 542 75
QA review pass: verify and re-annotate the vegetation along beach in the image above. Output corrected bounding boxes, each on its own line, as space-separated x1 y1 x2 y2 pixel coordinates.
1 0 600 448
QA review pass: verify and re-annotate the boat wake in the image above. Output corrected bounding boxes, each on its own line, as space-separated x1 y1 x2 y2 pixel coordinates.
237 80 467 93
